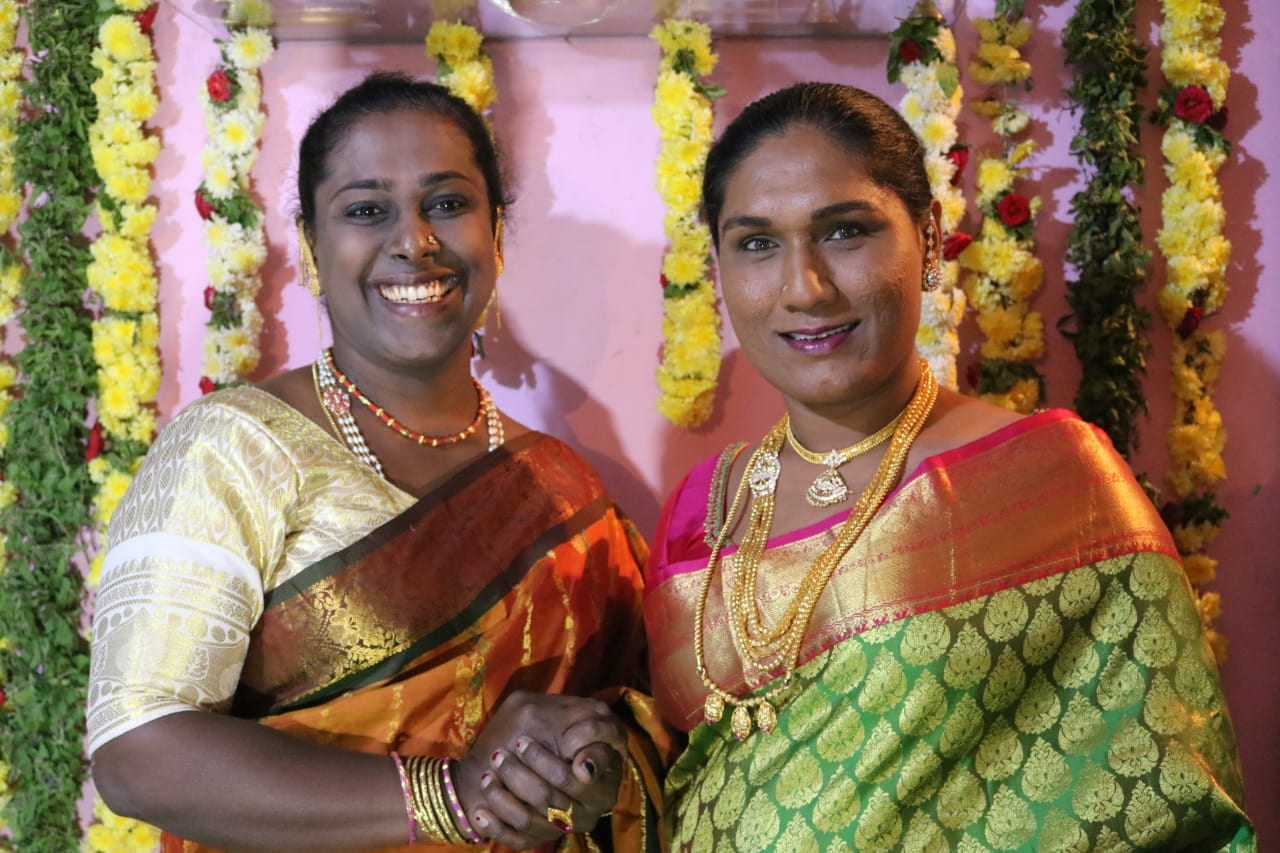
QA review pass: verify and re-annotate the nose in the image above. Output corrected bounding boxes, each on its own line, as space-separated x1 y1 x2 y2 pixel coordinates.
780 240 837 311
389 215 440 261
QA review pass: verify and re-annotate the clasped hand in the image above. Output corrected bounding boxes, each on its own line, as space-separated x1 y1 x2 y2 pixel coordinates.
453 692 626 849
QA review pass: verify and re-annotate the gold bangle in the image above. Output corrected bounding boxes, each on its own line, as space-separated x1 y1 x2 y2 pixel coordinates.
408 756 447 843
428 756 467 846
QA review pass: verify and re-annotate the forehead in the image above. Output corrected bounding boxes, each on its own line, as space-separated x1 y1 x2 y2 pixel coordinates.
721 124 892 215
321 108 480 182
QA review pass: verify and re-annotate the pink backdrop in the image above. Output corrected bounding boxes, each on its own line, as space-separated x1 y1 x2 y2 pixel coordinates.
147 0 1279 838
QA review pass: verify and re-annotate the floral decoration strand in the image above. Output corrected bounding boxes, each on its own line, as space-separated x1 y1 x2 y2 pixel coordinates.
956 2 1046 413
0 0 22 837
426 19 497 116
0 0 99 846
1060 0 1150 459
195 0 274 393
888 0 967 390
650 19 722 428
1154 0 1231 660
82 3 166 849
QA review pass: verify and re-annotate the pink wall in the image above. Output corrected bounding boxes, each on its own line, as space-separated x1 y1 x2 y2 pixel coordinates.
152 0 1279 836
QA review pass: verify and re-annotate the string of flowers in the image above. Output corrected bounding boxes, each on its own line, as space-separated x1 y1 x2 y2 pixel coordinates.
955 1 1046 414
1060 0 1150 459
0 0 99 846
81 4 166 849
194 0 274 393
425 19 497 116
1153 0 1231 660
650 19 723 428
888 0 966 391
0 0 22 840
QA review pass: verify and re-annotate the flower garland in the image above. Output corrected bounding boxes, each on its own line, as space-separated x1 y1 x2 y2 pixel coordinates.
0 0 99 845
426 20 497 116
650 19 722 428
888 0 966 390
85 2 162 587
195 0 274 392
1154 0 1231 660
956 2 1046 414
1061 0 1150 459
0 0 21 840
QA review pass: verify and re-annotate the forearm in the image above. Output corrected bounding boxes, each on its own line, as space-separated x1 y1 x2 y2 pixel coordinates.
92 710 410 853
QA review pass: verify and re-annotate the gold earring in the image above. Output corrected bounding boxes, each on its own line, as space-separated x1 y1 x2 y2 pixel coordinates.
297 217 321 297
493 212 505 277
923 259 943 292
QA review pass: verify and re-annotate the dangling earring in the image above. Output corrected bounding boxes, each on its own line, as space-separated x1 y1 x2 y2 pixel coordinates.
491 212 505 328
297 217 321 297
923 258 943 292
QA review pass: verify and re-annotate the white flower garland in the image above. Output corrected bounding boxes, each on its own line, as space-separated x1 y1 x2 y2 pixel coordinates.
1156 0 1231 658
196 0 273 390
892 4 966 390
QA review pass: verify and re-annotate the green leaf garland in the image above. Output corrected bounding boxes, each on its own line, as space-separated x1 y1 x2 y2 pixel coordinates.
0 1 100 848
1060 0 1151 459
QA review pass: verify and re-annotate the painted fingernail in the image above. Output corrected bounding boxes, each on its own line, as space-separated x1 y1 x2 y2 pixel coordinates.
583 758 597 778
490 750 505 768
474 812 491 830
514 737 530 754
480 771 494 789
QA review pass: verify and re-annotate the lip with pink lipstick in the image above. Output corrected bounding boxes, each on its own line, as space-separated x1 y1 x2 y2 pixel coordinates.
779 321 858 354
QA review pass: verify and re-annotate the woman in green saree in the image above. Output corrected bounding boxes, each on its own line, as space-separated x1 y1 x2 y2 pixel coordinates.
644 83 1253 851
87 73 670 852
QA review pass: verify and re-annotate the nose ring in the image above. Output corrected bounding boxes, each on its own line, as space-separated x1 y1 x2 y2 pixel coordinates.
424 233 440 249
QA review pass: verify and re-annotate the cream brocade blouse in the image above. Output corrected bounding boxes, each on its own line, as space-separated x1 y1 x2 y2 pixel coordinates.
86 387 414 756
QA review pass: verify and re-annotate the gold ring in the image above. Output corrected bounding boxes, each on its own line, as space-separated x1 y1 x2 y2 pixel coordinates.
546 803 573 832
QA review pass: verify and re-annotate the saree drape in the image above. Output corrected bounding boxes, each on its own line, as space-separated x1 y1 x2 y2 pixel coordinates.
645 410 1253 851
86 388 670 853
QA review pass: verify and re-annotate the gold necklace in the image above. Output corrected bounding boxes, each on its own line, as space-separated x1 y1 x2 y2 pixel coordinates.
694 361 938 739
785 411 902 507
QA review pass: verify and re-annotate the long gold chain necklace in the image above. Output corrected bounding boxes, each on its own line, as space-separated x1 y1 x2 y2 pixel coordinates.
694 361 938 739
785 411 901 507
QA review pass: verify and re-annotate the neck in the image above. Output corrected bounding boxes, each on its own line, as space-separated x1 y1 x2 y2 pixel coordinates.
326 344 481 435
784 358 923 453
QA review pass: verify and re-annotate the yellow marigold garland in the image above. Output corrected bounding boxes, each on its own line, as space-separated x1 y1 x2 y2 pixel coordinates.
957 4 1046 414
1155 0 1231 659
889 0 966 390
195 0 273 392
650 19 722 428
426 19 496 115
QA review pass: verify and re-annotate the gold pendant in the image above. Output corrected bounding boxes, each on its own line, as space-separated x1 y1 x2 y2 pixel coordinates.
730 704 753 740
755 701 777 734
704 693 724 724
806 468 849 507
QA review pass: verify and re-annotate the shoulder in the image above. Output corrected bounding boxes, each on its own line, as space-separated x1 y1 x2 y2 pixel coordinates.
156 386 301 459
910 389 1025 459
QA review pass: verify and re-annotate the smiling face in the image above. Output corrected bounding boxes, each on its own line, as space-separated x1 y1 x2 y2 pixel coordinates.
309 107 497 378
716 123 935 412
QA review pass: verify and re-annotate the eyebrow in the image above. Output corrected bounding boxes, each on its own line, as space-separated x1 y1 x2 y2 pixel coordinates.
720 199 876 234
328 171 472 202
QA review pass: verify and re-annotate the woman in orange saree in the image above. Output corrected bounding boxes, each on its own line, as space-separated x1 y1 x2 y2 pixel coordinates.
644 82 1253 851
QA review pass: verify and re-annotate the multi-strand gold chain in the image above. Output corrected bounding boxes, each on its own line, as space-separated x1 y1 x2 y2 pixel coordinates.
694 360 939 739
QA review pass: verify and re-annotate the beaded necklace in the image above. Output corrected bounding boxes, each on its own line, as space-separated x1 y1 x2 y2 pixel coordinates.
694 361 938 739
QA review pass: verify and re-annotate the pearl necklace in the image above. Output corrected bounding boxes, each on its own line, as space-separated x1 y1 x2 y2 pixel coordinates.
694 361 938 739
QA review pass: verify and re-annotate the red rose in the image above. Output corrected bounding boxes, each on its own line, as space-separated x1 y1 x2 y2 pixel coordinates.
898 39 925 64
995 192 1032 228
1173 85 1214 124
203 286 216 310
206 69 233 103
943 231 973 261
0 686 6 710
135 4 158 34
199 376 217 395
1207 105 1229 131
1177 305 1204 337
659 274 669 290
194 190 214 221
945 144 969 185
85 421 104 462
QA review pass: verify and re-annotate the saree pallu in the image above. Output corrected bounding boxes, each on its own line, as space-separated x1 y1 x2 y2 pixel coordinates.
645 410 1253 851
164 430 672 853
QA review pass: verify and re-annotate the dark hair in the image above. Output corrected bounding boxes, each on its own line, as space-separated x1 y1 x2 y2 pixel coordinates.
297 71 509 230
702 82 933 250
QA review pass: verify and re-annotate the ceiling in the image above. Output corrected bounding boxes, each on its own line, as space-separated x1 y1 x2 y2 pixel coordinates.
169 0 950 41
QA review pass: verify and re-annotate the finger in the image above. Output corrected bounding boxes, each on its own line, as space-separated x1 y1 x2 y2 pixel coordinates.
571 741 623 788
511 736 582 799
559 715 628 758
475 770 562 845
470 805 552 851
